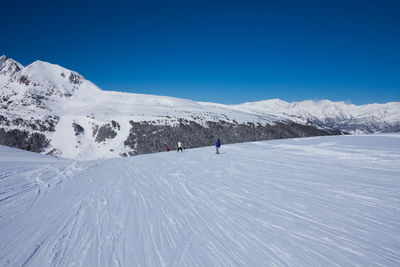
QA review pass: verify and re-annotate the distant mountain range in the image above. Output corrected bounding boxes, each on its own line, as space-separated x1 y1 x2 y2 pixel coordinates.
1 55 399 159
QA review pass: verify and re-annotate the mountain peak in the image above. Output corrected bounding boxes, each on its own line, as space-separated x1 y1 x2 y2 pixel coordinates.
0 55 24 79
0 55 23 66
0 55 8 61
27 60 62 70
23 59 85 85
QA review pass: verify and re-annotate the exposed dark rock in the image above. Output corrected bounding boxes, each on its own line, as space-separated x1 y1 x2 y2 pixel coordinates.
0 128 49 152
33 94 46 105
124 120 341 155
95 124 117 143
47 116 60 132
0 115 10 126
92 124 99 137
111 120 120 130
72 122 85 136
46 148 58 156
69 72 81 84
19 75 30 85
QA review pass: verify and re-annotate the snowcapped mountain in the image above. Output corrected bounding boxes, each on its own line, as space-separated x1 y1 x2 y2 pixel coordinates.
233 99 400 133
0 55 399 159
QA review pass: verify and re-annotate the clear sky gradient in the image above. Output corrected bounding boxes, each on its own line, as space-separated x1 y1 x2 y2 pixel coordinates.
2 0 399 104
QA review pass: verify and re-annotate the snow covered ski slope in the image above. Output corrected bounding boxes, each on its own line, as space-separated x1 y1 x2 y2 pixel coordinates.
1 134 400 266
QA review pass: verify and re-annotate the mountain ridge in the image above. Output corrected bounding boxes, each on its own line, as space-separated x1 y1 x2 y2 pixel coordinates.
0 55 399 159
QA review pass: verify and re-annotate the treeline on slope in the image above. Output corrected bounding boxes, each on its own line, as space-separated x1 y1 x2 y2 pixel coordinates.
0 128 49 153
308 118 400 134
0 120 342 156
0 115 59 132
123 120 342 156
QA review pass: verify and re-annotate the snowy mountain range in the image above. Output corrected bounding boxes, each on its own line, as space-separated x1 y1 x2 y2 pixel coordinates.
1 55 399 159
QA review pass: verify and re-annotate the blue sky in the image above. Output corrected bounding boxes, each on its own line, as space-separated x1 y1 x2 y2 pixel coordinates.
1 0 399 104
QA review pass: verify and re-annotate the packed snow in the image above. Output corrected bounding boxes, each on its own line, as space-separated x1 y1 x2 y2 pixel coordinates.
1 134 399 266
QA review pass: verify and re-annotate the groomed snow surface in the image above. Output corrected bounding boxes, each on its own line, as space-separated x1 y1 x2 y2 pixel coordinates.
1 134 399 266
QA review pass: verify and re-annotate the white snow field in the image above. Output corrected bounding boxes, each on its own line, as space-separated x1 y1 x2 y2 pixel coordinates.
1 134 399 266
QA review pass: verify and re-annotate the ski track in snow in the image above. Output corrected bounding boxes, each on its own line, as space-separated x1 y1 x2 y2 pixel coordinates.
1 134 400 266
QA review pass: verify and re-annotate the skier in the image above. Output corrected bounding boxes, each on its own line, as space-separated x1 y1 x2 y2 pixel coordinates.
177 141 183 152
216 138 221 154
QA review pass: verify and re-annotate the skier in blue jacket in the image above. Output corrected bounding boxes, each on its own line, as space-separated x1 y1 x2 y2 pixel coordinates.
216 138 221 154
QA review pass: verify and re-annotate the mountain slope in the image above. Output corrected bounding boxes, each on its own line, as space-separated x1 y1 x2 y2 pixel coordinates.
1 134 399 266
0 55 399 159
232 99 400 133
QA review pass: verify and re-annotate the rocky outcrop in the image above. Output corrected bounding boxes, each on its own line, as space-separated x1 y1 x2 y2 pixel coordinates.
0 55 23 80
68 72 82 85
95 124 118 143
72 122 85 136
